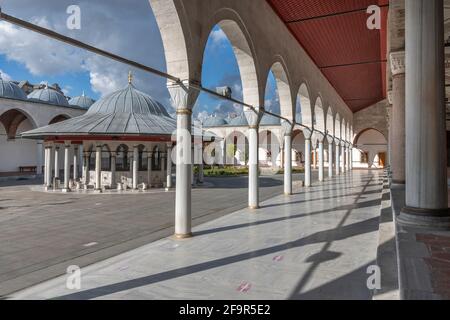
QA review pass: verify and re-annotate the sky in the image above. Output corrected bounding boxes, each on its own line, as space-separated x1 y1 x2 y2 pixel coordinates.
0 0 280 119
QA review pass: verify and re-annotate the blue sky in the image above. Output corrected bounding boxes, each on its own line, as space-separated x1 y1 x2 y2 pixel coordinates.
0 0 279 119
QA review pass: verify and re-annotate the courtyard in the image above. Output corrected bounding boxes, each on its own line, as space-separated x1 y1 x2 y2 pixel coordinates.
0 172 313 297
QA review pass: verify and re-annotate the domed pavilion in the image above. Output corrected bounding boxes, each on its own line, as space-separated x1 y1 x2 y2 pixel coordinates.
21 73 213 192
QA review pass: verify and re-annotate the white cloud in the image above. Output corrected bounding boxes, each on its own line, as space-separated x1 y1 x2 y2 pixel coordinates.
0 0 170 103
210 28 227 46
0 69 12 81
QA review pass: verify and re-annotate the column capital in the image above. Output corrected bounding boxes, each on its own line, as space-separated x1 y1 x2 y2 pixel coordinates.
302 127 312 140
326 135 335 144
244 106 263 128
280 119 294 137
389 51 405 76
167 80 199 112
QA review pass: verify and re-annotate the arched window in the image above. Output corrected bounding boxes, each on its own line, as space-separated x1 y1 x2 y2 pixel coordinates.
88 146 95 171
152 146 161 171
101 145 111 171
116 144 129 171
138 145 148 171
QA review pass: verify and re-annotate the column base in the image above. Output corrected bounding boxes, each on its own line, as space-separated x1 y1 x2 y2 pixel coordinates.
61 188 71 193
174 232 193 239
93 189 102 193
284 192 292 196
165 187 173 192
249 205 260 210
398 207 450 230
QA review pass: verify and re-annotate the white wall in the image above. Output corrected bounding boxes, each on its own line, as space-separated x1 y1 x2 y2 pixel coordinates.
0 119 40 172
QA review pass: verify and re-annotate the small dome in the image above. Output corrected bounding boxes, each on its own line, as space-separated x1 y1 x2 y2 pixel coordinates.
260 113 281 126
228 114 248 126
0 77 27 100
86 84 170 117
203 115 228 127
28 88 69 106
69 94 95 109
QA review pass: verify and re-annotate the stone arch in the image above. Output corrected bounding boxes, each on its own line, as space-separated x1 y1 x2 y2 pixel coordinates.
201 15 260 108
326 107 334 137
264 58 293 121
313 95 325 133
149 0 191 80
296 82 313 129
335 113 342 139
353 128 387 146
0 108 38 140
49 114 70 125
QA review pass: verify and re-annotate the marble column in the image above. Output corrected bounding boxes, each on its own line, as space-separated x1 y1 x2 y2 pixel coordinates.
73 146 78 181
94 145 101 192
335 139 340 175
36 140 43 175
281 120 293 195
43 146 48 186
191 147 196 186
62 144 70 192
318 137 324 182
45 146 52 189
166 144 172 190
399 0 450 228
147 151 153 188
346 145 351 172
168 81 198 238
54 145 60 181
245 107 262 209
386 91 393 169
390 51 406 184
327 136 333 178
83 154 89 185
248 126 259 208
341 143 346 173
303 129 312 187
133 145 139 190
111 153 116 188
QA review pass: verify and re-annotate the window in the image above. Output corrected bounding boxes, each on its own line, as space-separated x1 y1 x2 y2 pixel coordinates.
88 146 95 170
138 145 148 171
101 145 111 171
116 145 129 171
152 146 161 171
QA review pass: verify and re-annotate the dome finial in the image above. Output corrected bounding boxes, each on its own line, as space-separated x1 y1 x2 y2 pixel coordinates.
128 70 133 84
82 90 85 97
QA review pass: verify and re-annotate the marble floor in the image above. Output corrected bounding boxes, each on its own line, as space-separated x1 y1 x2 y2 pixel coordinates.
10 170 384 300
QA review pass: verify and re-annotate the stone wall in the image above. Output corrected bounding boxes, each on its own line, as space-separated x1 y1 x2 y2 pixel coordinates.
353 100 388 142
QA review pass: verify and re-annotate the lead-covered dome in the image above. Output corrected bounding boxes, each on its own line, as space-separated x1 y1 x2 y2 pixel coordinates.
0 77 27 100
69 93 95 109
260 113 281 126
203 115 228 127
86 84 170 117
228 114 248 126
28 87 69 106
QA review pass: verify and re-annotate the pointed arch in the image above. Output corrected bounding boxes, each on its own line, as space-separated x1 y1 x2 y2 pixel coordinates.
313 95 325 133
326 107 334 136
0 109 38 140
335 113 342 139
296 83 313 128
266 59 293 121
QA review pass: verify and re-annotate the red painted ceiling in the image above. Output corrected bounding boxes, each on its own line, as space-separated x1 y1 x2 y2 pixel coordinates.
267 0 388 112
